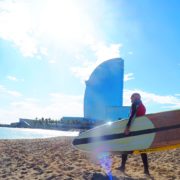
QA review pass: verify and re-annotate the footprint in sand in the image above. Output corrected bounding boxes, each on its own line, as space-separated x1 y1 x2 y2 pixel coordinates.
1 174 6 179
62 166 75 171
33 167 44 175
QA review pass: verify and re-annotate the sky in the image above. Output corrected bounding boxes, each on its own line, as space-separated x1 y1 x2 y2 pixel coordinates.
0 0 180 124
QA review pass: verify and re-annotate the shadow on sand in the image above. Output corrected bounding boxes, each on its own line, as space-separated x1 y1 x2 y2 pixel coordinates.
83 172 154 180
90 172 155 180
90 172 135 180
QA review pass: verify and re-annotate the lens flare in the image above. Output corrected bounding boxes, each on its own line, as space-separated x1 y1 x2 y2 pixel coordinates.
92 146 113 180
107 121 113 125
97 152 112 179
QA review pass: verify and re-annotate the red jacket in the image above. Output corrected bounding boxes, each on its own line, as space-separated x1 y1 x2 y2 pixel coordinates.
127 100 146 128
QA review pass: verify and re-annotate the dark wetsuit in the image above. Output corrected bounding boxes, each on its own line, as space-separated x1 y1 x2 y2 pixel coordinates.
120 100 149 174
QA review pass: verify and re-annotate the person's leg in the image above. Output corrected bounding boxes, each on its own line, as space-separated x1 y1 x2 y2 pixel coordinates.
119 154 128 172
141 153 150 175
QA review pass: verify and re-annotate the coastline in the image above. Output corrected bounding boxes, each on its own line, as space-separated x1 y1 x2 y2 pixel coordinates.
0 137 179 180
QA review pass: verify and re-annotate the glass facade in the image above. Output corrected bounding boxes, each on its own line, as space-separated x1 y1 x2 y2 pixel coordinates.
84 58 130 121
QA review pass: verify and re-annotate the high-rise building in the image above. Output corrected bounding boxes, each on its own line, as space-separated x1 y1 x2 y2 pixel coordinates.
84 58 130 121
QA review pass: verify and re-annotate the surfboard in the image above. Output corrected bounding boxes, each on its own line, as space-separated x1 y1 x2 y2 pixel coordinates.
72 109 180 153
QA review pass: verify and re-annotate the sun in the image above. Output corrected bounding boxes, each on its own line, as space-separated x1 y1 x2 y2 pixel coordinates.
38 0 86 43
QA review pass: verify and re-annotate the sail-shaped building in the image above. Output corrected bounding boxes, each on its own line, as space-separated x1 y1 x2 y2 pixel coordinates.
84 58 130 121
61 58 130 125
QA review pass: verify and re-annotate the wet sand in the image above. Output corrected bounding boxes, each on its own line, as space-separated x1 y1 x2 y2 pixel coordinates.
0 137 179 180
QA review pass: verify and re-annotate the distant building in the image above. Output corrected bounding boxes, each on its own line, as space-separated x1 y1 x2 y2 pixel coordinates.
62 58 130 123
60 117 97 129
15 118 61 129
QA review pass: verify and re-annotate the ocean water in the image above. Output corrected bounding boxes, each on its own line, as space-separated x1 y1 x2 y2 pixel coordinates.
0 127 79 139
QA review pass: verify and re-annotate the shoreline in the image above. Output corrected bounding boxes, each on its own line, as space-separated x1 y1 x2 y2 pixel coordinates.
0 137 179 180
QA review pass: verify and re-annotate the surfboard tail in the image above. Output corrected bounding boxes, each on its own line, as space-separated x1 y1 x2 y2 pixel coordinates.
133 144 180 154
72 109 180 153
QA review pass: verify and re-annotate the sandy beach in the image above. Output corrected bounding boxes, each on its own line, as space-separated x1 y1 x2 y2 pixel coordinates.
0 137 179 180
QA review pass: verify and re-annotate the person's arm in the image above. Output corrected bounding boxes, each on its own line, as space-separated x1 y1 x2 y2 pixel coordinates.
127 103 137 128
124 103 137 135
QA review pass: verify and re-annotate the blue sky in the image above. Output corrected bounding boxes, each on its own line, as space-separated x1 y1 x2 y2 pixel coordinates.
0 0 180 124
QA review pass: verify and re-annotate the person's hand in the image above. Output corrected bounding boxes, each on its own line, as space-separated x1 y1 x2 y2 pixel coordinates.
124 127 130 135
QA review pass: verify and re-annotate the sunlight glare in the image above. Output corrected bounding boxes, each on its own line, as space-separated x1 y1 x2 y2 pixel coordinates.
107 121 113 125
39 0 86 43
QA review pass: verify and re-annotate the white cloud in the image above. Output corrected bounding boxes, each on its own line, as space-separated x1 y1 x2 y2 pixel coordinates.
0 1 63 57
91 43 122 62
71 42 122 81
0 85 6 91
0 0 122 73
124 73 134 81
0 84 22 97
39 47 48 56
71 61 93 81
0 92 83 124
128 51 133 55
123 89 180 110
0 88 179 124
48 59 56 64
0 99 40 124
49 93 83 117
7 90 22 97
0 0 98 59
7 75 24 82
0 0 39 57
7 75 18 81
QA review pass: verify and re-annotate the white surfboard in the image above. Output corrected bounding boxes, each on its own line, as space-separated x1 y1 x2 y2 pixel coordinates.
72 110 180 153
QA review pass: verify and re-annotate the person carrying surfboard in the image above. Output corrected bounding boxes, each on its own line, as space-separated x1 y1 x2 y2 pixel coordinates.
118 93 150 175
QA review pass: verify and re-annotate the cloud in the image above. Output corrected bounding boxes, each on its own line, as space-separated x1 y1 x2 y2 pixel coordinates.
0 0 39 57
71 42 122 81
124 73 134 81
128 51 133 55
0 92 83 124
7 90 22 97
49 93 83 116
39 47 48 56
0 85 6 91
0 84 22 97
48 59 56 64
0 99 40 124
91 43 122 62
7 75 18 81
0 0 122 72
123 89 180 110
0 0 98 59
7 75 24 82
71 61 93 82
1 88 180 124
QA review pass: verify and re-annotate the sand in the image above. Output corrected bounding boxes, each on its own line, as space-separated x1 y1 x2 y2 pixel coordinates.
0 137 179 180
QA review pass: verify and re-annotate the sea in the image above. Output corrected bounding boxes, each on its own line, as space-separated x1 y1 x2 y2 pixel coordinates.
0 127 79 139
